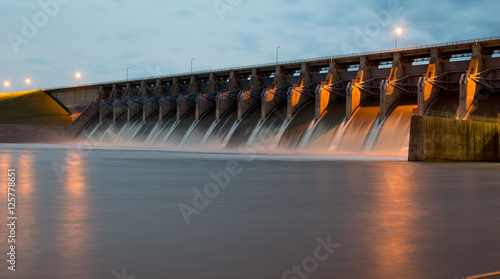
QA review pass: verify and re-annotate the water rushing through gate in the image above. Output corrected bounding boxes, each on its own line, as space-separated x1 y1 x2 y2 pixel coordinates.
78 97 420 157
81 91 500 157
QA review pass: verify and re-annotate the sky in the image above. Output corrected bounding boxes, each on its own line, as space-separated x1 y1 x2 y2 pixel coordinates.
1 0 499 92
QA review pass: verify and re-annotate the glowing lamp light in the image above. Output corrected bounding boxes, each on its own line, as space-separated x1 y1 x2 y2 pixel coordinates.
394 27 404 51
75 72 81 86
4 81 10 93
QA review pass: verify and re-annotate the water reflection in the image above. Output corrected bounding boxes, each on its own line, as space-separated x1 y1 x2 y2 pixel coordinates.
368 163 427 278
58 150 90 274
17 153 36 273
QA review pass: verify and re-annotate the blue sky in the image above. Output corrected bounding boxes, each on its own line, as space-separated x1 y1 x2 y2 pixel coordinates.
1 0 499 92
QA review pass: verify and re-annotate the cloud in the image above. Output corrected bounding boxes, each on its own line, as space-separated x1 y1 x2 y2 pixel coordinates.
0 0 499 91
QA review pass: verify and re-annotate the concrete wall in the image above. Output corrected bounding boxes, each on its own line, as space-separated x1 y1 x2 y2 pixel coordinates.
0 124 68 143
48 86 100 106
409 116 500 161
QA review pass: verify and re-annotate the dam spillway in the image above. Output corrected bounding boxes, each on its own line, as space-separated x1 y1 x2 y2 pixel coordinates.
40 37 500 158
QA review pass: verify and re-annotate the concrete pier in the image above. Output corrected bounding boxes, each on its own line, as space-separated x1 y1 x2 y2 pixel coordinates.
113 100 128 122
100 101 113 123
177 95 195 122
216 91 237 121
143 99 158 123
315 60 341 121
195 93 215 122
159 98 176 122
237 89 260 121
417 49 444 112
127 99 143 122
346 56 372 121
380 53 407 119
459 44 487 118
287 63 313 120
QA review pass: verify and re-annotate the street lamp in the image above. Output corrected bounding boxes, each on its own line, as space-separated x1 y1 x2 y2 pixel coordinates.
25 79 31 90
395 28 402 51
191 58 195 74
276 46 281 65
75 72 81 86
4 81 10 93
127 67 130 80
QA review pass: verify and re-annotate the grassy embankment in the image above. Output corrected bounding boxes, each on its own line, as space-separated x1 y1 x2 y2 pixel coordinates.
0 90 73 126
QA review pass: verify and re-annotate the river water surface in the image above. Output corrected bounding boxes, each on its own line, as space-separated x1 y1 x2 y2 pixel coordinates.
0 144 499 279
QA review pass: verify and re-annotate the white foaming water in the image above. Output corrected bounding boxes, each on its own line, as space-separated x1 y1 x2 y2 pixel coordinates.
77 97 421 158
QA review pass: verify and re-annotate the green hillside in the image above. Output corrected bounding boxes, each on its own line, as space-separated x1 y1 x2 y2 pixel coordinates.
0 90 73 126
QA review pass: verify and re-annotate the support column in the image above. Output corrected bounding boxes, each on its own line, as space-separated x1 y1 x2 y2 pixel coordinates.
187 76 199 94
287 63 312 120
227 71 239 91
127 100 143 122
170 78 182 96
273 65 286 88
346 56 372 121
159 99 176 122
206 73 218 93
99 101 113 123
143 100 158 123
216 92 237 121
249 68 261 88
237 69 261 121
195 94 215 122
459 44 486 118
96 85 106 101
380 52 407 119
315 60 341 121
417 48 443 112
177 96 195 122
123 82 134 98
153 79 164 96
262 87 284 120
408 115 424 161
237 90 259 121
109 84 120 100
113 101 128 122
138 80 148 97
261 66 286 120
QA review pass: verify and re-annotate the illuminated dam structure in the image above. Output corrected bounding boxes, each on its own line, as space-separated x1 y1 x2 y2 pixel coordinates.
47 37 500 158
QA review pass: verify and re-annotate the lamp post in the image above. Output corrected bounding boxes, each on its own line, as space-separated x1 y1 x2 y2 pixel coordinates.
276 46 280 65
4 81 10 93
75 72 81 86
191 58 195 75
126 67 130 81
395 28 402 51
25 79 31 90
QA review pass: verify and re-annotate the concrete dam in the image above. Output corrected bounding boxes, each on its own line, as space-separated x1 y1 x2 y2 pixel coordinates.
5 37 500 160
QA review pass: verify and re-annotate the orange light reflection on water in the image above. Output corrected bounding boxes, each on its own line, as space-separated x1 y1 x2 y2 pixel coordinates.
365 163 427 278
59 150 90 260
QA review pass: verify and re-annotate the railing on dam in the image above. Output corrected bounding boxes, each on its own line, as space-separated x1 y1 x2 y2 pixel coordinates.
424 110 500 123
462 271 500 279
44 36 500 91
